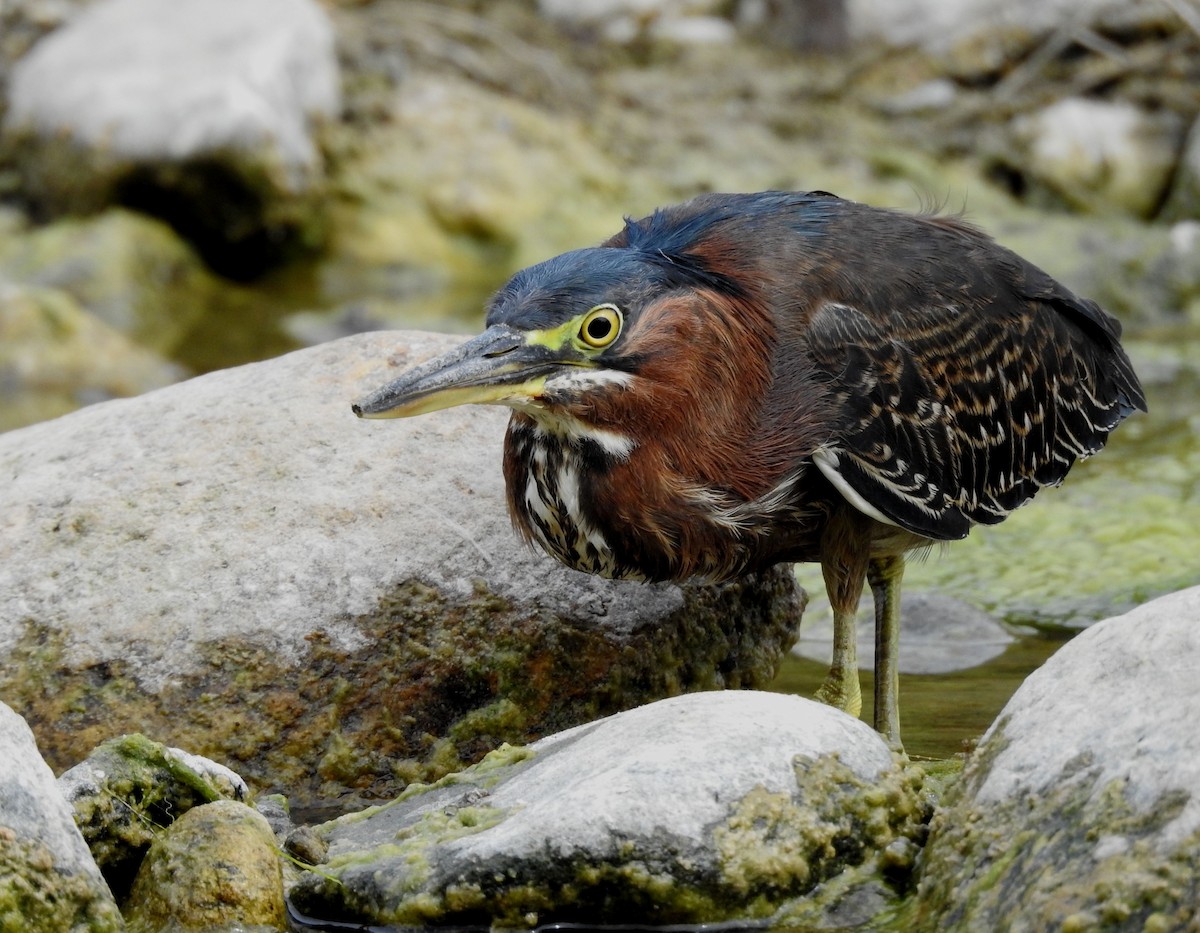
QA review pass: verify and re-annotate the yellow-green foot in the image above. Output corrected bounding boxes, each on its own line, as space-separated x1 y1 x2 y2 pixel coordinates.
814 667 862 718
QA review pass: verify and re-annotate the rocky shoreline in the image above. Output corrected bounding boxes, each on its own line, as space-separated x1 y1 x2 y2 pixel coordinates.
2 0 1198 929
5 585 1199 930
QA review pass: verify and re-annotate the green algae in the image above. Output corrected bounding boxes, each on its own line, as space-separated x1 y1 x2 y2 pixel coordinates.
64 733 239 900
0 831 123 933
917 726 1200 931
716 752 927 917
123 799 286 933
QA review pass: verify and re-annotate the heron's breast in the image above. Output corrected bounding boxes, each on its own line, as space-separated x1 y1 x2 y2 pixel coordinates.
506 426 646 581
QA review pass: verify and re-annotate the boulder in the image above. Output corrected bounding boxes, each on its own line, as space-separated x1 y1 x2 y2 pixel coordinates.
1006 97 1183 218
917 586 1200 930
2 0 340 278
0 702 123 933
58 734 248 900
291 691 926 928
123 799 286 932
0 331 803 807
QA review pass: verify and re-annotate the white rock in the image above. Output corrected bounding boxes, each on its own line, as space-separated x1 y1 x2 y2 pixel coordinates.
296 691 921 926
461 690 895 857
538 0 731 44
0 702 122 930
1010 97 1182 216
973 587 1200 845
649 15 737 44
846 0 1163 54
5 0 339 186
919 586 1200 928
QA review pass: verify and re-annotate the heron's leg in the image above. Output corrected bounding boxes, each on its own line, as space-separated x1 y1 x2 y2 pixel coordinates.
814 516 868 717
869 554 904 748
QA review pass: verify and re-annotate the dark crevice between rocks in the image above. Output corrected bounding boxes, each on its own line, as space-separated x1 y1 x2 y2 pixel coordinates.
114 159 325 282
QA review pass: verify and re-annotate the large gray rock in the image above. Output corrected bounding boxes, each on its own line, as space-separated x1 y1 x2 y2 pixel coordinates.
0 331 803 807
0 702 123 933
917 586 1200 930
291 691 926 928
2 0 341 277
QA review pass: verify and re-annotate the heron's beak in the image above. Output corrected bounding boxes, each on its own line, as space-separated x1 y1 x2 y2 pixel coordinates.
352 325 579 419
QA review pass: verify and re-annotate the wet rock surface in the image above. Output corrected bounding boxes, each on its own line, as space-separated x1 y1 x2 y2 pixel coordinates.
291 690 927 929
58 734 247 900
123 799 286 932
918 586 1200 931
0 330 804 807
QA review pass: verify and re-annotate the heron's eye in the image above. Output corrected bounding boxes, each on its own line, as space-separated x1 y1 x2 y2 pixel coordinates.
578 304 622 349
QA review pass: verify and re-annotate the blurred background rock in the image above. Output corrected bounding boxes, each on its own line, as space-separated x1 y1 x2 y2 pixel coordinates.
2 0 1198 433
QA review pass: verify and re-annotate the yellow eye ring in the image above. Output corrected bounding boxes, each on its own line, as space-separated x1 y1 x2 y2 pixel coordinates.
578 304 622 349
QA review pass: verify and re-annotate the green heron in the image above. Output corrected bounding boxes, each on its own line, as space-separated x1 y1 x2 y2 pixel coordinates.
353 191 1146 747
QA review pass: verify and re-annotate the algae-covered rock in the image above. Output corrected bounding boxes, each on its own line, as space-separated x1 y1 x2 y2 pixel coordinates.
291 691 926 929
319 73 630 330
57 734 248 899
1005 97 1182 218
0 331 803 807
0 702 123 933
124 799 286 932
917 587 1200 930
0 279 184 432
0 209 217 355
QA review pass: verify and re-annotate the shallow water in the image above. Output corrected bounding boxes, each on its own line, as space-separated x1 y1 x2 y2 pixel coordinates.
768 632 1071 760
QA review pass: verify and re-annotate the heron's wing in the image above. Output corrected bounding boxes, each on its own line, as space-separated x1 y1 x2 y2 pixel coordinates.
804 266 1144 541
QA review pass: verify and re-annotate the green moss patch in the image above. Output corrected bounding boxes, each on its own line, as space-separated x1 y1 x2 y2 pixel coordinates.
918 749 1200 930
0 831 122 933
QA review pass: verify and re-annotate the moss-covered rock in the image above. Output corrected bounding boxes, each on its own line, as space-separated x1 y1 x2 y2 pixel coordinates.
291 691 927 929
916 588 1200 930
0 279 183 432
123 799 286 932
57 734 247 900
0 332 804 808
0 209 221 355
